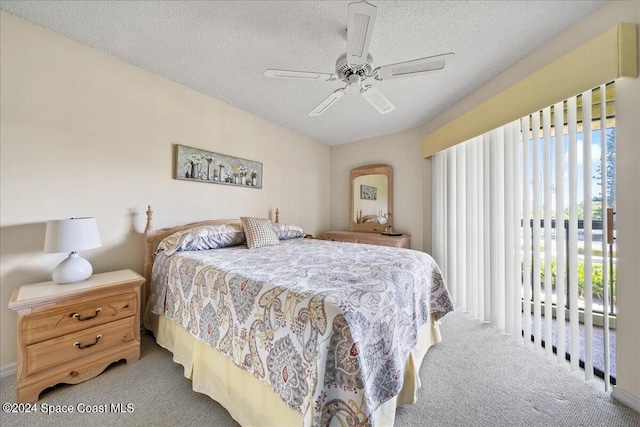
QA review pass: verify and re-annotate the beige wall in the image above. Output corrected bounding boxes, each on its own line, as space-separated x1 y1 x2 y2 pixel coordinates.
421 0 640 407
0 12 330 367
329 129 426 251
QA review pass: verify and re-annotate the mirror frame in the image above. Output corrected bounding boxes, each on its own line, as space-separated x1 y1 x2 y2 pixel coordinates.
350 164 393 233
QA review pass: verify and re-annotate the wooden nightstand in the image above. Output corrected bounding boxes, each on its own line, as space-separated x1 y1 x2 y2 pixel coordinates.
8 269 145 403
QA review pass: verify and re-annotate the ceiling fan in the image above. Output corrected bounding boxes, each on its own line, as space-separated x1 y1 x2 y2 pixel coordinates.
264 0 454 116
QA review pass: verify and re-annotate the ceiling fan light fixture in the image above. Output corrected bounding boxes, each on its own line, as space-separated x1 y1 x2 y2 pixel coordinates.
335 53 374 80
347 74 362 87
361 85 395 114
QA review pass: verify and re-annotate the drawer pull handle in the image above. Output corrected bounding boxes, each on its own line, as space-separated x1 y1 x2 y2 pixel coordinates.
72 308 102 321
74 335 102 349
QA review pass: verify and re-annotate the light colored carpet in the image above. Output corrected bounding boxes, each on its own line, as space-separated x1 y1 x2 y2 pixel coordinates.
1 310 638 426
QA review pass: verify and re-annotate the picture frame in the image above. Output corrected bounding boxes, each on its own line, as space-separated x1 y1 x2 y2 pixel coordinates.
175 144 262 188
360 184 377 200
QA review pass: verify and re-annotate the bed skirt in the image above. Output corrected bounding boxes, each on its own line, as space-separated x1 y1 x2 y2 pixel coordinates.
145 312 442 427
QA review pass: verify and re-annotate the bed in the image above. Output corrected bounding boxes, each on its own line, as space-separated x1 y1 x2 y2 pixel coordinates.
142 206 453 427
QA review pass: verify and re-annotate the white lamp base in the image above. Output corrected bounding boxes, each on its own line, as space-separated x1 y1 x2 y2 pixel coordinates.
52 252 93 284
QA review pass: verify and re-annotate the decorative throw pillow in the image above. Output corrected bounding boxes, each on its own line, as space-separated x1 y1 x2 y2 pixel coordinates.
241 217 280 249
157 223 246 255
273 222 305 240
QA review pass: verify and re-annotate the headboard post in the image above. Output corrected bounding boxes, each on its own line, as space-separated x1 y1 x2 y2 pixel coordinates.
275 208 280 224
145 205 155 236
143 205 156 306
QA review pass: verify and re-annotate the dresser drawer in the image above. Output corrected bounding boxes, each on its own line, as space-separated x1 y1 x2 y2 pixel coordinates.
324 231 410 248
357 237 394 246
326 235 358 243
25 316 136 376
21 292 137 345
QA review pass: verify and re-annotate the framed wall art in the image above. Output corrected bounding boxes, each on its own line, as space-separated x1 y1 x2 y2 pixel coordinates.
360 184 377 200
175 144 262 188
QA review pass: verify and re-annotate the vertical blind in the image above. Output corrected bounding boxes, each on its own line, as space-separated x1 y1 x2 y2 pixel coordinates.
431 84 613 387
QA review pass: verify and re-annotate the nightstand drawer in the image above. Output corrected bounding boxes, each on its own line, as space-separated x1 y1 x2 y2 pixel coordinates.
25 316 136 376
21 292 137 345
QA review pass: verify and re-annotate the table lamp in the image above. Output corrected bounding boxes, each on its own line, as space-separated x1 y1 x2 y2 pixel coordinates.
44 217 102 284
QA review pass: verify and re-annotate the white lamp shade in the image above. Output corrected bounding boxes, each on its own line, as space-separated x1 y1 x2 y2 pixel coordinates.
44 217 101 253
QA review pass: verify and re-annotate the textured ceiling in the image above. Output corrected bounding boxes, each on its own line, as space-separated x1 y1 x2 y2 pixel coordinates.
0 1 608 145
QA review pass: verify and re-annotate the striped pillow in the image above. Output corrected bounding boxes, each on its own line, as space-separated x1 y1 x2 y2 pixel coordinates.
240 217 280 249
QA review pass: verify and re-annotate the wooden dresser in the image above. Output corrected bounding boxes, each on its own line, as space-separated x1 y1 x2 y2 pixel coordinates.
323 230 410 248
8 269 144 402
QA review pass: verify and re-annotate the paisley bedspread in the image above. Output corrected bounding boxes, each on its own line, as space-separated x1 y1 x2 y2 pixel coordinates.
149 238 453 426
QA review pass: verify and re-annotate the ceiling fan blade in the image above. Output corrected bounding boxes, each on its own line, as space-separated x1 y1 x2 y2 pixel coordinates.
309 89 346 116
264 69 336 81
360 85 395 114
376 52 455 80
347 1 377 67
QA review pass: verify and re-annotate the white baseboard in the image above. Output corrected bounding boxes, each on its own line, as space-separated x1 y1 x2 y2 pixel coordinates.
0 362 16 378
612 385 640 413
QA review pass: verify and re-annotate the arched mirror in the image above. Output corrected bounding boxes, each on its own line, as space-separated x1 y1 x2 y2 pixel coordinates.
350 164 393 233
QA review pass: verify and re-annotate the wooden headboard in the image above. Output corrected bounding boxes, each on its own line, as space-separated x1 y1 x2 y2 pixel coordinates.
142 205 279 304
